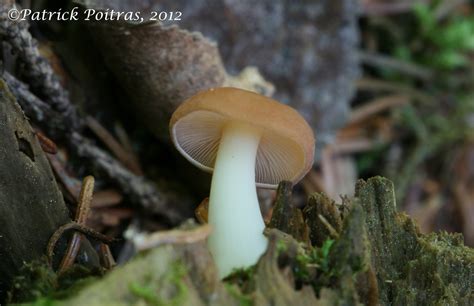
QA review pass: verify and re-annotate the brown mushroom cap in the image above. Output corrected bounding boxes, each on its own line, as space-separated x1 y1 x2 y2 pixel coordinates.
170 87 315 189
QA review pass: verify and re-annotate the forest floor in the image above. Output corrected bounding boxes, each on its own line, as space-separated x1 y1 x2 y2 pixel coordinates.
0 0 473 305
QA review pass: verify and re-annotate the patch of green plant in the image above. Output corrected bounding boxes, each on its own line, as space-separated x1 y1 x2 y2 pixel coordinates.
356 143 390 176
361 2 474 204
225 265 256 290
168 262 188 306
224 283 253 306
28 297 58 306
276 238 289 254
129 281 162 306
294 239 334 281
7 259 101 304
128 261 188 306
413 2 474 70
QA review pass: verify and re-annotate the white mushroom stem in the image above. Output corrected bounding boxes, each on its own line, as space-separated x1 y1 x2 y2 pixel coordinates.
208 121 268 278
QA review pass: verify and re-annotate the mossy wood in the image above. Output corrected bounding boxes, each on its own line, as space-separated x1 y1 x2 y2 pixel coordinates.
22 177 472 305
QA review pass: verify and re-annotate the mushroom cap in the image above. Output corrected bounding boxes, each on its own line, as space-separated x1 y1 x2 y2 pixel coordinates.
169 87 315 189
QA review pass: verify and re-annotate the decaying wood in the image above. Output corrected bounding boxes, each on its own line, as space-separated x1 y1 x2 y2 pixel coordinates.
80 0 274 141
9 177 473 305
0 3 81 130
356 177 474 305
0 80 71 301
3 72 192 223
1 4 194 224
268 181 309 243
303 193 343 247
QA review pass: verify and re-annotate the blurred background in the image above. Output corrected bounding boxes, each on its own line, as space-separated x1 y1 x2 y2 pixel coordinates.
4 0 473 248
313 0 474 246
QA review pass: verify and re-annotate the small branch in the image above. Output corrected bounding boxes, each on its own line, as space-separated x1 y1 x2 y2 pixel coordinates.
317 214 339 239
1 3 190 225
0 3 81 129
356 78 433 103
330 138 383 155
360 0 430 16
86 116 143 176
70 133 186 223
434 0 467 21
348 94 410 125
3 71 65 134
47 221 116 265
4 73 187 224
132 224 212 251
357 51 434 81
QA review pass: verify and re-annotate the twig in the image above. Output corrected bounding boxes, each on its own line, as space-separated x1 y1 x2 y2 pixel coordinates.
0 5 81 129
58 176 95 273
35 131 58 154
434 0 467 21
0 3 81 129
1 3 190 225
70 132 186 223
114 123 136 156
86 116 143 175
360 0 430 16
132 224 212 251
348 94 410 125
4 73 187 224
75 176 95 224
48 176 118 272
318 214 339 239
330 138 382 155
47 221 116 266
91 189 123 208
356 78 433 103
3 71 65 135
357 51 433 81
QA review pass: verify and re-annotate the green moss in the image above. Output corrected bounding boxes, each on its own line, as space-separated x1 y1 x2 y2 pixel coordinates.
28 297 58 306
167 262 188 306
303 192 342 247
294 239 334 280
128 261 188 306
357 177 474 305
224 284 253 306
7 259 101 303
276 239 289 254
413 2 474 70
129 281 162 306
7 259 57 303
225 265 256 293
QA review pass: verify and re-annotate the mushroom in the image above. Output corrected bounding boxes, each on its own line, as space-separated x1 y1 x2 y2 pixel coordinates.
169 87 315 277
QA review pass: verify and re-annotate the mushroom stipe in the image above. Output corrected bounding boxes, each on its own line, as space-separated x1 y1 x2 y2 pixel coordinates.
170 87 315 278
